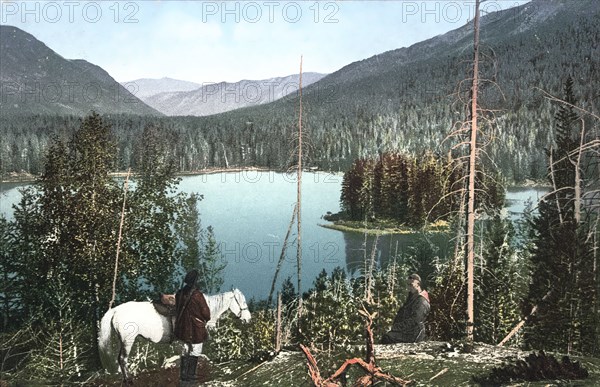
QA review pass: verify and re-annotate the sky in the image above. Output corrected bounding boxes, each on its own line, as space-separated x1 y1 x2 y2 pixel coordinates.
1 0 530 84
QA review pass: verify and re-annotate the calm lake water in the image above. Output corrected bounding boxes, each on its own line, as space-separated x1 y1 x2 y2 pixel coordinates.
0 173 548 300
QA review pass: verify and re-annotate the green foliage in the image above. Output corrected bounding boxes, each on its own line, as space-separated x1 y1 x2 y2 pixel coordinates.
428 263 466 341
206 311 275 362
358 263 406 339
178 193 203 274
199 226 227 294
176 194 226 294
523 78 598 355
20 307 95 384
373 152 410 221
341 152 478 226
475 215 525 344
298 270 361 350
5 278 97 384
204 264 407 363
0 216 19 331
6 113 225 376
296 264 408 349
12 113 122 326
207 315 248 361
340 158 376 220
400 234 441 285
280 276 297 305
473 351 590 385
124 124 185 295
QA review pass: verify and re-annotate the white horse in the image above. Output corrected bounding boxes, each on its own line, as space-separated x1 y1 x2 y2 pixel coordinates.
98 288 251 382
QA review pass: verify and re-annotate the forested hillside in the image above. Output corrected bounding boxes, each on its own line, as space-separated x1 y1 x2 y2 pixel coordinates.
1 0 599 181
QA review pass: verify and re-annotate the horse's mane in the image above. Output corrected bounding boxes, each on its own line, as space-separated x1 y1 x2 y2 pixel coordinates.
205 289 236 324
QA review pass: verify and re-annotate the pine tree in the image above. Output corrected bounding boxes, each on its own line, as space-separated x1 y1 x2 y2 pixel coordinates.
178 193 203 273
0 216 18 331
280 276 297 305
524 78 596 354
476 215 523 344
176 193 226 294
125 124 184 295
340 158 375 220
16 113 122 323
199 226 226 294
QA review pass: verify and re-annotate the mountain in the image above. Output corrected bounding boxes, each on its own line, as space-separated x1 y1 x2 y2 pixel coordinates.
0 25 161 116
142 73 326 116
120 77 203 99
2 0 599 180
193 0 598 179
294 0 586 106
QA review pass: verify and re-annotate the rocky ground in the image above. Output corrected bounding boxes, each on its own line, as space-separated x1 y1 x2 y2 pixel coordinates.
86 341 600 386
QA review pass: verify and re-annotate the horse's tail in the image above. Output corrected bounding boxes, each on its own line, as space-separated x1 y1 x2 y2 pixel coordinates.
98 307 119 373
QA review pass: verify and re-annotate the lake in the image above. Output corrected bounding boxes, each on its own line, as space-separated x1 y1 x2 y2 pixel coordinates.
0 172 547 300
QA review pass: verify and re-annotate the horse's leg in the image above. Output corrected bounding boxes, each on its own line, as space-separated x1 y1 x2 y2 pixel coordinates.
117 338 134 385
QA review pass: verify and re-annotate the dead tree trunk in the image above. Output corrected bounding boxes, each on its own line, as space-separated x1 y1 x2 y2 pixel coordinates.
570 119 585 224
275 292 282 353
221 143 229 169
268 204 297 306
498 289 553 346
466 0 481 343
109 168 130 310
297 55 304 315
549 150 565 224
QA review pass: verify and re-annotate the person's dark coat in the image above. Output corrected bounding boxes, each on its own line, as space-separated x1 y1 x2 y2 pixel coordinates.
382 290 430 343
174 286 211 344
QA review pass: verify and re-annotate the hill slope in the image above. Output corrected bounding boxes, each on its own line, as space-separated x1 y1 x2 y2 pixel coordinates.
0 25 161 116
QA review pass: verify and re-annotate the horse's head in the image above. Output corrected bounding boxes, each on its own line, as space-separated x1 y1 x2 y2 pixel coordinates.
230 288 251 323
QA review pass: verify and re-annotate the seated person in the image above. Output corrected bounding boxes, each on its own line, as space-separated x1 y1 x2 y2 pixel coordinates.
382 273 430 343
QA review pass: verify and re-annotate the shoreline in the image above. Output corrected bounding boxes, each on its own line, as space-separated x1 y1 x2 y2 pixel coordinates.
319 218 450 235
319 223 421 235
0 169 548 188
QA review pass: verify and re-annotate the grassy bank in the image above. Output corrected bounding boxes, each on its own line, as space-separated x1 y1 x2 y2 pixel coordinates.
319 217 449 235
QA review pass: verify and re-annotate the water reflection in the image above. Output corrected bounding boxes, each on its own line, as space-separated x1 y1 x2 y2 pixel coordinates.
342 231 453 276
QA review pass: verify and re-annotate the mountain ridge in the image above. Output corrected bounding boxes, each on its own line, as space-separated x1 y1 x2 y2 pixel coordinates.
0 25 162 116
142 72 326 116
121 77 203 99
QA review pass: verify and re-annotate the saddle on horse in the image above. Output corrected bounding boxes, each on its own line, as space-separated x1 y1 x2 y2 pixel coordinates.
152 293 176 317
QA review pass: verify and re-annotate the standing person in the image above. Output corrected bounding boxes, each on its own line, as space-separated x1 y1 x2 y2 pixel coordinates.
174 269 211 383
382 273 430 343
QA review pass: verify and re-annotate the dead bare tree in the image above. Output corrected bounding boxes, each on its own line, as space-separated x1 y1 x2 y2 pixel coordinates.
465 0 482 343
435 0 508 343
297 55 304 314
108 168 130 310
364 233 380 304
299 308 411 386
498 289 553 346
268 204 297 306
